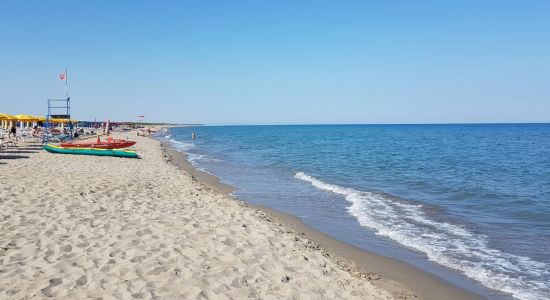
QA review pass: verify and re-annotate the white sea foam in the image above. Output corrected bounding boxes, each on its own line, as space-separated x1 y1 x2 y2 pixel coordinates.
168 139 221 175
169 139 195 151
295 172 550 300
187 153 221 164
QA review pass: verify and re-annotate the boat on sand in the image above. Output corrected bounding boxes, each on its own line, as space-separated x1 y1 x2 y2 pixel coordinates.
44 143 139 158
59 137 136 149
59 140 136 149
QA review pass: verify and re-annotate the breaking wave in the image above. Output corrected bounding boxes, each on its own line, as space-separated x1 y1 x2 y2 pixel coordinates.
295 172 550 300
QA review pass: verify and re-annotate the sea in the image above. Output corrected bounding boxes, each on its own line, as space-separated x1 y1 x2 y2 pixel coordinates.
161 124 550 300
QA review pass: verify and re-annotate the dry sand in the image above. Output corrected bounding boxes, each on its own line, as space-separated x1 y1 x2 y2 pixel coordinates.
0 133 396 299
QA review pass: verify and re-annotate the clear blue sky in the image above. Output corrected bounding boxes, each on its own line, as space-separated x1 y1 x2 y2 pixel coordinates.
1 0 549 124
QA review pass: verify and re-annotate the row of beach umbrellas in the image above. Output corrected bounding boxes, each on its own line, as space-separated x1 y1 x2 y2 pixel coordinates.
0 113 78 129
0 113 46 122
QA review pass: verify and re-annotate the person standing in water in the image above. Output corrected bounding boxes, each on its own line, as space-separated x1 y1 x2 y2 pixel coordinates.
192 132 196 140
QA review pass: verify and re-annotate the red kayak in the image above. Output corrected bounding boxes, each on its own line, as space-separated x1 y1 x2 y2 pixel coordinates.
60 138 136 149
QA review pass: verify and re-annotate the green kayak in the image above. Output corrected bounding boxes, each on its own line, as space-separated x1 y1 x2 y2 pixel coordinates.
44 143 139 158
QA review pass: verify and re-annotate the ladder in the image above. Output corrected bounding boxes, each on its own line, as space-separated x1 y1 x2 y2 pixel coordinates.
42 97 71 143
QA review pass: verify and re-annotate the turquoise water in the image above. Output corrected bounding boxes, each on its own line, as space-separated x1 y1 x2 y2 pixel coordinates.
163 124 550 300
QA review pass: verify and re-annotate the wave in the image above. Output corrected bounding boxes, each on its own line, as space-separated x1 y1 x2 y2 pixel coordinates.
187 153 221 163
169 139 195 151
294 172 549 300
168 139 221 175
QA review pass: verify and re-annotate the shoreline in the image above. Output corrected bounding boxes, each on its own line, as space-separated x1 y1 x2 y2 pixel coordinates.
3 132 397 299
160 139 485 300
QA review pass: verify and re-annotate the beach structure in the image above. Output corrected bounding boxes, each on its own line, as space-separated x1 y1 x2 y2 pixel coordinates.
43 68 72 142
42 98 73 143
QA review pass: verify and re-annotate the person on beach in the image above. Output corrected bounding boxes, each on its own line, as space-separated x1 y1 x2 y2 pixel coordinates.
9 124 17 142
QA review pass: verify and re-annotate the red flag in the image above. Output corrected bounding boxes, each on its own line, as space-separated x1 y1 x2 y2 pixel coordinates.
60 72 66 80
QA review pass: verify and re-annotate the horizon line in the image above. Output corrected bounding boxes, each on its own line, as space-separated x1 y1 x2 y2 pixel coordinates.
196 121 550 127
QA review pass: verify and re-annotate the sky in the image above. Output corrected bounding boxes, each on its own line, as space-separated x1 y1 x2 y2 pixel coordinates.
1 0 549 124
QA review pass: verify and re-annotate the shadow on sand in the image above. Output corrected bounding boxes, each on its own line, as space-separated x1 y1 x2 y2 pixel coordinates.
0 149 39 154
0 155 30 160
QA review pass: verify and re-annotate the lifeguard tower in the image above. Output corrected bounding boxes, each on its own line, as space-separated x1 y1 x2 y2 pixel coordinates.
43 69 72 142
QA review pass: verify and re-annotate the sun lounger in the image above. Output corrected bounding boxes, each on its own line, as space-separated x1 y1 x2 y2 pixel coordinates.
0 134 18 150
0 140 17 150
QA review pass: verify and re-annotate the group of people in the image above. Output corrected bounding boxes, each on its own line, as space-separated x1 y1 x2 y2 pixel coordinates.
3 124 51 143
137 128 152 136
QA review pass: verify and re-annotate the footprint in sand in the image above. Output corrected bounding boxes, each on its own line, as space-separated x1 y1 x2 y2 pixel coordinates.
76 241 89 248
146 265 170 276
44 249 55 261
136 228 153 237
119 267 130 276
109 249 122 258
75 275 87 286
41 278 62 297
130 255 146 263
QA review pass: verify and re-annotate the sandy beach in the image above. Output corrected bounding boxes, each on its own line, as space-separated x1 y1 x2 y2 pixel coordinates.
0 132 480 299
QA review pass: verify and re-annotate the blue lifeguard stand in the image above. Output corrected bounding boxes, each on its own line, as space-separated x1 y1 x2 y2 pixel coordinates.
43 68 72 143
42 97 72 143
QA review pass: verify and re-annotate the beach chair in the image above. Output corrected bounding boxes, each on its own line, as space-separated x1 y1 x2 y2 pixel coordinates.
1 131 18 148
19 130 41 143
0 137 17 150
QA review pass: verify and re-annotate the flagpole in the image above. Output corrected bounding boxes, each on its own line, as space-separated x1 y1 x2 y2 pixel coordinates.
65 67 69 99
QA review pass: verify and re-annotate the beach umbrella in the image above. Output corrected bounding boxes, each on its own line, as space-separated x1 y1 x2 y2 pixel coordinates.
15 114 38 121
0 113 16 120
29 116 46 129
0 114 9 129
24 115 45 121
48 118 66 130
49 118 78 124
0 113 17 129
0 113 8 129
49 118 65 123
15 114 39 128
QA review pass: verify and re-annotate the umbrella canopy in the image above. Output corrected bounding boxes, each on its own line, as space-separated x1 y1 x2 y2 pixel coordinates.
49 118 78 123
0 113 17 120
15 114 40 121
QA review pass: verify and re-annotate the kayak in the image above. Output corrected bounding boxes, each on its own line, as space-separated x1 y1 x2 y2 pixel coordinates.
44 144 139 158
59 140 136 149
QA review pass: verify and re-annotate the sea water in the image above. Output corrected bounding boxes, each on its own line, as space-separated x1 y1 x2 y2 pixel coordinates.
163 124 550 300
